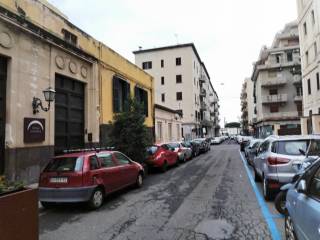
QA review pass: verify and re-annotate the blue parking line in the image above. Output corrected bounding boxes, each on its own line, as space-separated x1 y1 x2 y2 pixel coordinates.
239 151 281 240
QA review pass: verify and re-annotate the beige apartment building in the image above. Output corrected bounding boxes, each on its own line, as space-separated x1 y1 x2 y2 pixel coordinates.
0 0 154 183
240 78 255 135
296 0 320 134
252 22 303 138
133 44 220 140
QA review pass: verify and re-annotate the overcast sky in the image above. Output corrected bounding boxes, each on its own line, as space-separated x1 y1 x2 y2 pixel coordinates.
48 0 297 126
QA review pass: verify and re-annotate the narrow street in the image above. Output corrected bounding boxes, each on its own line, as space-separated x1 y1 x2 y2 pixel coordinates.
39 143 277 240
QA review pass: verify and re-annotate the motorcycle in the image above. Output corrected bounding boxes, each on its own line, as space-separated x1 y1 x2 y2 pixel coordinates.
274 156 319 214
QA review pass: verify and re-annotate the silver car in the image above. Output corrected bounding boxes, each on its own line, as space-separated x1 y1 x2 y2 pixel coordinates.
167 142 192 162
253 135 320 200
285 159 320 240
245 139 263 166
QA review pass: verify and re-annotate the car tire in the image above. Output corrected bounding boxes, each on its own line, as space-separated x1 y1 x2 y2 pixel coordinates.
285 214 297 240
88 187 104 210
161 161 168 172
41 201 55 209
136 173 143 188
254 167 260 182
275 190 287 215
263 176 272 201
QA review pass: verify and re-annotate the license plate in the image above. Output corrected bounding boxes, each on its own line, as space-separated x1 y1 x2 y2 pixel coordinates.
50 177 68 183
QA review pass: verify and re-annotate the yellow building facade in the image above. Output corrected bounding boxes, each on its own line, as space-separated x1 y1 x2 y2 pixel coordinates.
0 0 154 183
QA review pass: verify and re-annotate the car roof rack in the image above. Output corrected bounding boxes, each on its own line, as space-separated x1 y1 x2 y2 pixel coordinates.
62 147 115 154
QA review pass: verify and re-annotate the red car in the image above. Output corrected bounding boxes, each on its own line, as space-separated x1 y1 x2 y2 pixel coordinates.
39 150 144 209
146 144 178 172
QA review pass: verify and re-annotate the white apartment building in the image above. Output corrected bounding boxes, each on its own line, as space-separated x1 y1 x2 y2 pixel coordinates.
252 22 303 138
133 43 220 140
296 0 320 134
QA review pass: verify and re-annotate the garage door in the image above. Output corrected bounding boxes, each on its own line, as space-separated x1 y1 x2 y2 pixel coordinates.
0 57 7 173
55 74 85 153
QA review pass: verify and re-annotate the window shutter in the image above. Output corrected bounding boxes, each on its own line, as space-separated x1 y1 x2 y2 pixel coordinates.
134 86 140 102
113 77 120 112
123 81 130 112
144 90 148 117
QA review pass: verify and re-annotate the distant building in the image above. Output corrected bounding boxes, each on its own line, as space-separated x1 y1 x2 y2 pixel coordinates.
133 43 220 140
296 0 320 134
154 104 183 143
240 78 255 135
251 22 302 138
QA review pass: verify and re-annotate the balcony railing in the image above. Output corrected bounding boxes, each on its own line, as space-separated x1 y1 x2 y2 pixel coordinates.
262 94 287 104
257 111 301 122
199 75 206 83
261 77 287 88
200 102 207 110
293 75 302 85
200 88 206 97
294 95 303 102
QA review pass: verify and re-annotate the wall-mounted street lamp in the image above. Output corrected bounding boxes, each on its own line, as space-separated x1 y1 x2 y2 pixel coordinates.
32 87 56 114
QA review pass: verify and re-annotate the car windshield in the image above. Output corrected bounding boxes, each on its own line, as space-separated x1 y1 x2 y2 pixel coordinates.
146 146 159 155
276 140 308 156
308 140 320 156
168 143 179 148
44 156 84 172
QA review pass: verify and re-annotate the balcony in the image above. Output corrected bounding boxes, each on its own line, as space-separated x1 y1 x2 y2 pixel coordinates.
294 95 303 102
293 75 302 85
200 88 206 97
261 77 287 88
199 75 206 83
200 102 207 110
262 94 287 104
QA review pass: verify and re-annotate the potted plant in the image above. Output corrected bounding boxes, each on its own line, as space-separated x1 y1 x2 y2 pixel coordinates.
0 175 38 240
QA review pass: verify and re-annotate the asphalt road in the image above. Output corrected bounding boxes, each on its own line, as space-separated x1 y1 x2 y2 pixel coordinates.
39 142 283 240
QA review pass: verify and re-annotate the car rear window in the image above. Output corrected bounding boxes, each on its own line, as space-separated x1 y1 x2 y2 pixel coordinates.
44 157 83 172
146 146 159 155
276 140 308 156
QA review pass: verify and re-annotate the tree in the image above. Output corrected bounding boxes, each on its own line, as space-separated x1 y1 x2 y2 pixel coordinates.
108 98 152 164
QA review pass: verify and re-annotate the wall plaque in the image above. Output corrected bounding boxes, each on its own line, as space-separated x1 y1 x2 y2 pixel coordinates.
24 118 45 143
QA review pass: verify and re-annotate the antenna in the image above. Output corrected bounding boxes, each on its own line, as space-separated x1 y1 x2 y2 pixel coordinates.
138 46 142 50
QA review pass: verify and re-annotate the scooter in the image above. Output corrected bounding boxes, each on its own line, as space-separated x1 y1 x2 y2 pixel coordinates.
274 156 319 214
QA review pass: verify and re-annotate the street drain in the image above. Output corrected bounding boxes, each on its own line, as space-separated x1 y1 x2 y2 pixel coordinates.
195 219 234 239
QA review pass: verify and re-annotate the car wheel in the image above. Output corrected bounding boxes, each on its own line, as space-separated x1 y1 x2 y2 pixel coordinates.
161 161 168 172
285 214 297 240
263 176 272 201
136 173 143 188
41 201 55 209
88 187 104 210
275 190 287 215
254 167 260 182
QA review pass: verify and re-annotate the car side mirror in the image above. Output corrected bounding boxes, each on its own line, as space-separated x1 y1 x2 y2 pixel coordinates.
297 180 306 193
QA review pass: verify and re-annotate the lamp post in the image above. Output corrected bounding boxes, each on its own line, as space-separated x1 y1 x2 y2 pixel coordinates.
32 87 56 114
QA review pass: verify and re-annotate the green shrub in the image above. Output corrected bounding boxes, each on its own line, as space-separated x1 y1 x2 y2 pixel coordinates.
108 98 152 163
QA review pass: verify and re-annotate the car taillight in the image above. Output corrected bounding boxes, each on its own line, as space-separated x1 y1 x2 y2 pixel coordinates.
267 157 290 165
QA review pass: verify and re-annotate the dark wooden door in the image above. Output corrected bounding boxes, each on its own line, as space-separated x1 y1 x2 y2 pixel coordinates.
0 57 7 173
55 74 85 153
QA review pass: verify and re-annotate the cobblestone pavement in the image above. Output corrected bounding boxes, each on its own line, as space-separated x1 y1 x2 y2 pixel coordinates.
39 143 274 240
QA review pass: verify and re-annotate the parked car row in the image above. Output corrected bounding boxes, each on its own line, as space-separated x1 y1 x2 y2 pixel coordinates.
210 136 227 145
242 135 320 240
38 138 212 210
